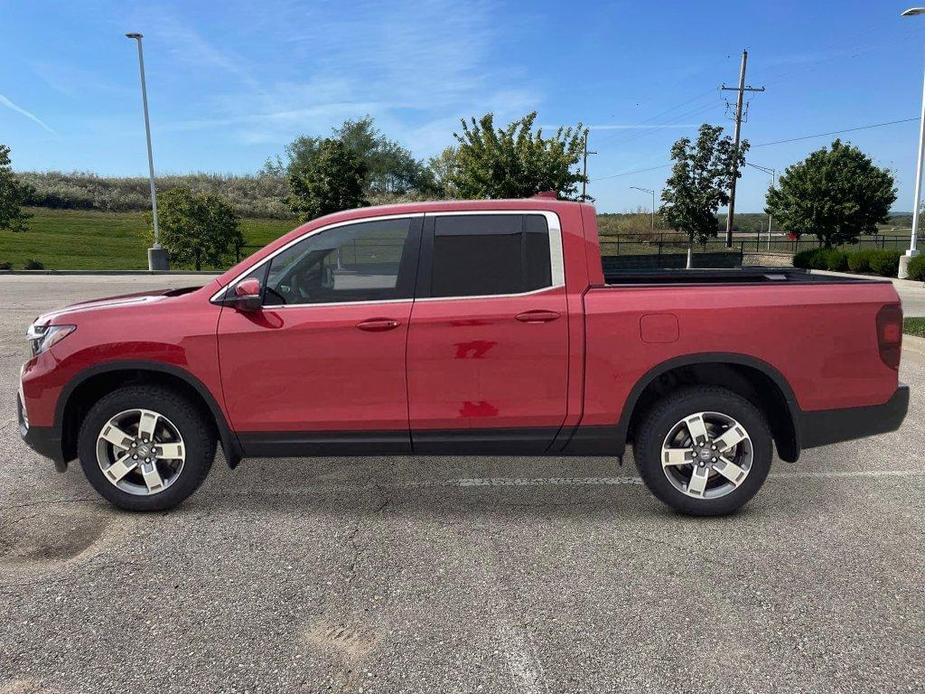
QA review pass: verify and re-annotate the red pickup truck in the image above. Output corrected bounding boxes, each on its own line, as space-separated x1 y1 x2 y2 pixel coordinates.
18 198 908 515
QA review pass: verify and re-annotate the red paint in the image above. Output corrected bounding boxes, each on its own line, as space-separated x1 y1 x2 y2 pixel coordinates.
19 199 904 454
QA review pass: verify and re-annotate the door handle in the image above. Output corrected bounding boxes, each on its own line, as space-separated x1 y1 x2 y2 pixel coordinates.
515 310 560 323
356 318 401 332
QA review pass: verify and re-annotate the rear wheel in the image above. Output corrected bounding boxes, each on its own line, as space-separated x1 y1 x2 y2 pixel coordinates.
78 385 215 511
634 386 772 516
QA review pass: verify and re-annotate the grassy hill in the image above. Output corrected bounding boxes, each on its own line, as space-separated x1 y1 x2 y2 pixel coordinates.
0 208 296 271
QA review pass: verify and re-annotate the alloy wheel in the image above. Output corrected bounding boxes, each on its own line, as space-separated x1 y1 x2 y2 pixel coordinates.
96 408 186 496
660 411 753 499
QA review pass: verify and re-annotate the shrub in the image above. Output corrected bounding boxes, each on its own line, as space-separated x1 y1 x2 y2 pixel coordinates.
824 249 849 271
0 261 11 270
793 248 824 269
907 253 925 281
868 250 901 277
847 248 876 273
23 258 44 270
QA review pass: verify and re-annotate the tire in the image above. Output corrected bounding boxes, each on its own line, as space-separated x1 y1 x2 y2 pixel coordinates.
77 385 216 511
634 386 772 516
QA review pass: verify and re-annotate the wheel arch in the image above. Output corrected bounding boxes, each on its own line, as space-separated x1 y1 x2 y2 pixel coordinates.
57 361 242 468
622 353 801 462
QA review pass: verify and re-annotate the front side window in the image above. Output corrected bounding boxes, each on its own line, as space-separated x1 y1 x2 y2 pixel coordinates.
263 218 415 305
430 214 553 298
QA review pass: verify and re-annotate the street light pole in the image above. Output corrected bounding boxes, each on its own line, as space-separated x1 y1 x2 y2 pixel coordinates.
630 186 656 231
126 32 168 271
900 8 925 278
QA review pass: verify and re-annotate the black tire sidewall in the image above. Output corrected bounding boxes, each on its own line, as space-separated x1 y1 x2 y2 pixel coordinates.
78 386 215 511
635 387 772 516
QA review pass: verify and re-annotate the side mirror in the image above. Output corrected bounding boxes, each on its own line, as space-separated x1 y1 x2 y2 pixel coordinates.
227 278 262 312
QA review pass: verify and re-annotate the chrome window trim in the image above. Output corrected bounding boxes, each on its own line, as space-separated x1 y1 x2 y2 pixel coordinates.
209 212 424 304
262 298 413 310
212 208 565 305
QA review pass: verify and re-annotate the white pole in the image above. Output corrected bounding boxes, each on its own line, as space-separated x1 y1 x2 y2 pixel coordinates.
129 35 160 248
900 16 925 277
908 64 925 255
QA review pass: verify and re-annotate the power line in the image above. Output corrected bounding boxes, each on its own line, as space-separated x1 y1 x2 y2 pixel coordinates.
753 117 919 147
592 163 672 181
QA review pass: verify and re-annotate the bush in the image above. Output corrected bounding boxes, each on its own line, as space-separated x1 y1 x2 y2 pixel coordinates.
0 261 11 270
23 258 44 270
824 249 850 271
868 250 901 277
907 253 925 281
847 248 876 273
793 248 825 269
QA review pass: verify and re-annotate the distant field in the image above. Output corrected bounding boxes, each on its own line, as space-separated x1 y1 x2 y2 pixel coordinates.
0 208 297 271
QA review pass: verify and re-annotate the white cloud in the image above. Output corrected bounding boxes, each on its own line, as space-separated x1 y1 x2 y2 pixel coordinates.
0 93 55 134
145 0 543 155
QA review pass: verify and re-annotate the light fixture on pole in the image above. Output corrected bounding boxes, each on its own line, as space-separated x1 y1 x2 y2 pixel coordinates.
126 32 168 271
899 7 925 278
630 186 656 231
746 161 777 250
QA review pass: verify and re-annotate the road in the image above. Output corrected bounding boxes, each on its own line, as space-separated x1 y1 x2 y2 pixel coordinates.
1 276 923 694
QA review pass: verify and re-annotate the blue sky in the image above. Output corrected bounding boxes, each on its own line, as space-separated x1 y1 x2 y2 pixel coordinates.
2 0 925 213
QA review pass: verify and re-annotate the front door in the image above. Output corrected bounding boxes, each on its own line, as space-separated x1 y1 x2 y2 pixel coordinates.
407 212 570 453
217 216 422 452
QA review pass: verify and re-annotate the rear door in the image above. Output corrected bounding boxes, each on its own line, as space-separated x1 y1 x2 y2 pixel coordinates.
407 211 570 453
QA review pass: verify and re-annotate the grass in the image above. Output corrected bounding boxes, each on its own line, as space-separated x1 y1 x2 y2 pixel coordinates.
905 317 925 338
0 208 297 271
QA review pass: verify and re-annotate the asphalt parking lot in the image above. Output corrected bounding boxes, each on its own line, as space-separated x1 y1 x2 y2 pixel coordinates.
1 275 923 694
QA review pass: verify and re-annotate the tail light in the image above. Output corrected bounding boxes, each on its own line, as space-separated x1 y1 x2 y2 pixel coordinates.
876 304 903 370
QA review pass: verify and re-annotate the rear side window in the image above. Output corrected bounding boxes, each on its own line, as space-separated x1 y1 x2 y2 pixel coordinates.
430 214 553 298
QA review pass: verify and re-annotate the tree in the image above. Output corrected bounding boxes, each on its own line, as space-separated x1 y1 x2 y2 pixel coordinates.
450 112 587 199
144 188 242 270
765 139 896 247
288 138 368 221
0 144 32 232
424 146 460 198
660 124 747 267
272 116 429 197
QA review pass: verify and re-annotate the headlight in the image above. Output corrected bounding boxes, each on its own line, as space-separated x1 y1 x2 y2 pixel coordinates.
26 323 75 357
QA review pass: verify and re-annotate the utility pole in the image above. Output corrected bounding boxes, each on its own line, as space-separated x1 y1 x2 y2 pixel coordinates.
581 132 597 201
722 49 765 247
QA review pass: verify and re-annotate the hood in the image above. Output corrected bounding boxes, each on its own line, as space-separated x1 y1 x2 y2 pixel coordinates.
34 286 201 325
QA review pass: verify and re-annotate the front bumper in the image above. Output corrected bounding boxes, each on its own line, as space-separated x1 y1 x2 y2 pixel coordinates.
799 384 910 449
18 393 66 471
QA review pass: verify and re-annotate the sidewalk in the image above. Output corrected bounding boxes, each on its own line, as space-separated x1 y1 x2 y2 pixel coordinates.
810 269 925 317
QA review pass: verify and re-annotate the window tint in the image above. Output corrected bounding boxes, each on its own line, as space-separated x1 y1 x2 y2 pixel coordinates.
430 214 553 298
263 218 414 305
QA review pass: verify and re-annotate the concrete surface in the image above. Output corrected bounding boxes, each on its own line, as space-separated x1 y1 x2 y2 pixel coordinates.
1 276 923 694
811 269 925 317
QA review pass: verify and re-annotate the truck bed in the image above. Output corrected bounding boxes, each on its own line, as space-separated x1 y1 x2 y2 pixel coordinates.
602 267 887 286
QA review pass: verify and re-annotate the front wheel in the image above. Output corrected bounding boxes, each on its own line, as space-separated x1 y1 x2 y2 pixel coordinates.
634 386 773 516
77 385 216 511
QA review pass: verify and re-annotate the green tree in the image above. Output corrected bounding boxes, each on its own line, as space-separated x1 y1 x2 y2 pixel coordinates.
765 139 896 247
144 188 242 270
288 138 368 221
660 124 747 266
272 116 429 196
450 112 587 199
424 146 460 198
0 144 32 232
